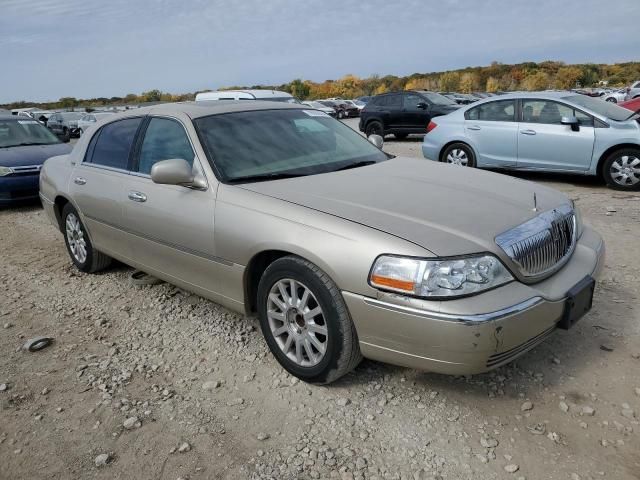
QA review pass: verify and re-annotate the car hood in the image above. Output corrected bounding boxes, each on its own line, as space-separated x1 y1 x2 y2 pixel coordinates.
239 157 570 257
0 143 72 167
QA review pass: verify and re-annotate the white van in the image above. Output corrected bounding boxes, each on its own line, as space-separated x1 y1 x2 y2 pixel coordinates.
195 89 298 103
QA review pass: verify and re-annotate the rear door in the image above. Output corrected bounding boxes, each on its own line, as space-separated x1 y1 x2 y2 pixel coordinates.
517 99 595 171
69 117 144 259
464 99 518 167
121 116 222 295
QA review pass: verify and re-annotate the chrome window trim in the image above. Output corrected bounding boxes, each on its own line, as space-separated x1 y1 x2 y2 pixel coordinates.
362 296 544 324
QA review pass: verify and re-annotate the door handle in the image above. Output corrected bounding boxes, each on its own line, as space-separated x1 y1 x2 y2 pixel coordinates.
467 125 481 131
74 177 86 185
128 191 147 203
521 129 537 135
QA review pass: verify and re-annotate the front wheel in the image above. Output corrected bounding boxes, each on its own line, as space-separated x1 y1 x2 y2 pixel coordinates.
62 204 112 272
257 256 361 384
605 97 617 103
602 149 640 191
442 143 475 167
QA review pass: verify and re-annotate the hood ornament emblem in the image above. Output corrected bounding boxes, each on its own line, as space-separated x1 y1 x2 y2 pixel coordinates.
532 192 538 212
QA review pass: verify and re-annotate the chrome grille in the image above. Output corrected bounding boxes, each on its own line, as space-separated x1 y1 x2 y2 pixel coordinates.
495 204 576 278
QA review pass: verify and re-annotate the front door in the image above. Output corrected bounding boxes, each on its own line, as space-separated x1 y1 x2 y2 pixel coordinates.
517 99 595 171
120 116 222 296
69 116 144 260
463 99 518 167
401 93 431 130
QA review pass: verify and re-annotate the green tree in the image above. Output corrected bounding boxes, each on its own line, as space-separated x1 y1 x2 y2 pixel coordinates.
59 97 78 109
523 71 549 91
486 77 500 92
141 89 162 102
554 67 582 89
288 79 310 99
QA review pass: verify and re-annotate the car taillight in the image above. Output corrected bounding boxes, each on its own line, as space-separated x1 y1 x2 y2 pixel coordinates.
426 121 438 133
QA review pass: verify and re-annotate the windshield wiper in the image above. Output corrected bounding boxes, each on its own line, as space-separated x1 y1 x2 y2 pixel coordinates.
6 142 56 147
330 160 378 172
624 107 640 121
229 172 308 183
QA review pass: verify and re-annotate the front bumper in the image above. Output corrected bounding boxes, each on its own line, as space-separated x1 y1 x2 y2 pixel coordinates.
343 226 605 375
0 174 40 205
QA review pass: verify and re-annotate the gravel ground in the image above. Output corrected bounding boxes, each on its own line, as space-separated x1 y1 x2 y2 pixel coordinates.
1 123 639 480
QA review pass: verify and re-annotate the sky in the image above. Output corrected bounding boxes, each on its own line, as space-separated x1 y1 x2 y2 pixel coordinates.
1 0 638 103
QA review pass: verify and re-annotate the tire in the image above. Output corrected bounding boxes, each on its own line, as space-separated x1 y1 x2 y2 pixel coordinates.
62 127 70 142
601 148 640 191
79 129 84 136
365 120 384 138
441 142 476 167
337 110 345 119
606 97 616 103
257 255 362 384
394 133 408 140
61 203 112 273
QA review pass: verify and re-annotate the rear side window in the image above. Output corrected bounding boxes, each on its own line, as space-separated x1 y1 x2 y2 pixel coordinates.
137 118 194 174
466 100 515 122
86 117 142 169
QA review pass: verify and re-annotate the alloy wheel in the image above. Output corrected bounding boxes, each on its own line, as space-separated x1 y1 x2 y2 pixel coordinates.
266 279 328 367
65 213 87 264
446 148 469 166
610 155 640 186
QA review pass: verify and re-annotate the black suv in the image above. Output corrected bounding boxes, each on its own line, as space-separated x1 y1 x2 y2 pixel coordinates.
359 90 460 139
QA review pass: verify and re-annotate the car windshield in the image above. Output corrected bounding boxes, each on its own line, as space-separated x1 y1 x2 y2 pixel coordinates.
563 95 633 121
194 109 389 183
0 119 61 148
420 92 457 106
267 97 299 104
305 101 326 108
61 112 85 120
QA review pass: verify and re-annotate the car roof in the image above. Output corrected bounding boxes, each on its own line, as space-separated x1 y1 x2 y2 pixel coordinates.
0 115 18 121
101 101 305 120
481 91 574 100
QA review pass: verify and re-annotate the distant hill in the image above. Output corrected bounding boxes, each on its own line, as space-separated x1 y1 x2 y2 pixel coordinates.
3 60 639 110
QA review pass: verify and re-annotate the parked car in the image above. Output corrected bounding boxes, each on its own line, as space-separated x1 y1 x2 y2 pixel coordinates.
619 97 640 113
300 101 337 117
625 81 640 101
47 112 85 140
319 100 358 119
602 89 627 103
0 115 71 205
77 112 116 135
195 89 298 103
356 96 372 104
40 101 604 383
342 99 365 112
422 92 640 190
359 90 460 139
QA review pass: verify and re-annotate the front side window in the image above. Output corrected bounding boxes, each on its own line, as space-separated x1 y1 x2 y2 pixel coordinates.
466 100 515 122
194 109 388 182
403 94 426 109
137 118 195 175
522 100 573 124
86 117 142 169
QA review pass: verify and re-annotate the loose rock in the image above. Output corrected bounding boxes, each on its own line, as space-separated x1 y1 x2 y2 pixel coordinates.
504 464 520 473
94 453 111 467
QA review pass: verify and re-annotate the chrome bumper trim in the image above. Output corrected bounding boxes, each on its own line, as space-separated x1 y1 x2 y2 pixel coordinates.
362 296 544 324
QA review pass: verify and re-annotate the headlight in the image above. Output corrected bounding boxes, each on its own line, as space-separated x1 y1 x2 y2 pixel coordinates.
0 166 14 177
369 254 513 299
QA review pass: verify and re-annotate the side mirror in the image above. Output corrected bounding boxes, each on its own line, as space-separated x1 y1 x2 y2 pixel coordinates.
368 134 384 149
151 159 206 189
561 116 580 132
417 102 428 110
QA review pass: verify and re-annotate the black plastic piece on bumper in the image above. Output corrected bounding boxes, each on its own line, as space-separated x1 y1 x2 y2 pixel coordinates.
558 276 595 330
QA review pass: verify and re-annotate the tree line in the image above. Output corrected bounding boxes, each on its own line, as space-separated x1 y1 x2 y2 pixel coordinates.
3 60 638 110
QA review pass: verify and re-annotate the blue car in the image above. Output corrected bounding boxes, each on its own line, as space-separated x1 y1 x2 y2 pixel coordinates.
422 92 640 190
0 115 72 206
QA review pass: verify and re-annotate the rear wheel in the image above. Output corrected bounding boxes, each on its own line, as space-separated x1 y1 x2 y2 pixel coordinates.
257 256 361 384
62 203 112 273
606 97 617 103
442 143 475 167
602 148 640 191
365 120 384 138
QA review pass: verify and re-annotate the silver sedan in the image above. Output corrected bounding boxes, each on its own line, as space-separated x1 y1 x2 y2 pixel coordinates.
422 92 640 190
40 101 604 383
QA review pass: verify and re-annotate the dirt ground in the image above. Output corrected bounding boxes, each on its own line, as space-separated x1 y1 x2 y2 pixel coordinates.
1 127 639 480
